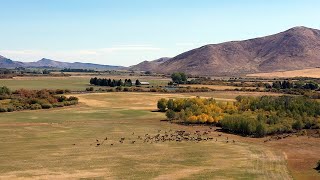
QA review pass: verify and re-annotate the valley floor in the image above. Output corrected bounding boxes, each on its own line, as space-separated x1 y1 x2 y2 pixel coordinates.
0 92 318 179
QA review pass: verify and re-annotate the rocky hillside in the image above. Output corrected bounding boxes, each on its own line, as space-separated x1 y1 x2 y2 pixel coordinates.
129 57 170 71
137 26 320 76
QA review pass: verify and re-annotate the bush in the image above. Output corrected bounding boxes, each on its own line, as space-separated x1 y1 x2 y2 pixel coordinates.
0 86 11 95
6 105 16 112
41 104 53 109
57 96 67 102
292 120 304 130
55 89 65 94
52 102 64 108
86 87 94 91
67 96 78 101
0 106 8 112
30 104 42 110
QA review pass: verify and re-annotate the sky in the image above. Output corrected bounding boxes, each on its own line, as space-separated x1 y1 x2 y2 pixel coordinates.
0 0 320 66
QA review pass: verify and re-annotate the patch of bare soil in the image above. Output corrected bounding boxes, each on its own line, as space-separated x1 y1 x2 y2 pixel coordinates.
0 123 50 127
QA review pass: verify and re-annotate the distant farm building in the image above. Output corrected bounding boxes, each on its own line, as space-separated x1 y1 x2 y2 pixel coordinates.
133 81 150 85
140 82 150 85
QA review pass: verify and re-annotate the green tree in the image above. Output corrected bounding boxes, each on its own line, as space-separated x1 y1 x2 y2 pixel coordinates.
171 72 187 84
135 79 141 86
167 99 175 110
292 119 304 130
157 98 167 112
256 123 267 137
166 110 176 120
0 86 11 95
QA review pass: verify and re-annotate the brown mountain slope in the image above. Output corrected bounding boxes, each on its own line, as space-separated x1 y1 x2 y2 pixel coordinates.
151 26 320 76
129 57 171 71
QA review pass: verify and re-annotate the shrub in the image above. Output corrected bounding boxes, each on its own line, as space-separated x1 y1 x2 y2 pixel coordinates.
0 86 11 95
55 89 65 94
68 96 79 101
115 86 123 91
41 104 53 109
52 103 64 108
86 87 94 91
6 105 16 112
57 96 67 102
30 104 42 110
0 106 8 112
292 120 304 130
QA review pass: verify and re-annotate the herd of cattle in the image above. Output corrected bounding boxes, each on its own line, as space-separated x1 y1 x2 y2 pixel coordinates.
90 129 236 147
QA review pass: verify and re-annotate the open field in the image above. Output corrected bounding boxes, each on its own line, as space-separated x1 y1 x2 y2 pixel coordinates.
180 84 259 90
0 92 298 179
0 76 170 91
247 68 320 78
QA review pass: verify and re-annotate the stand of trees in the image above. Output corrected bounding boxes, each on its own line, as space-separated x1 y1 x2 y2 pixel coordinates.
271 80 319 90
0 86 78 113
61 68 95 72
90 77 141 87
157 95 320 137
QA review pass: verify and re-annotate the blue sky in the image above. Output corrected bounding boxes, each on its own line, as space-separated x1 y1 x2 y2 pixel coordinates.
0 0 320 66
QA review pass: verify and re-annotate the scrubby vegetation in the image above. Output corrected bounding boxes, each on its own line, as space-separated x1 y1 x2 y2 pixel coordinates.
89 77 140 87
0 86 78 112
157 96 320 137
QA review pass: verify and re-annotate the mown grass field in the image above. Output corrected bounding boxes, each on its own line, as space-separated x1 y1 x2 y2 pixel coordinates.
0 92 293 179
0 76 170 91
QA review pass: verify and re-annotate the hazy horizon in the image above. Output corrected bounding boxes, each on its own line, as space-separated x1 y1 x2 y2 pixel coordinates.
1 0 320 66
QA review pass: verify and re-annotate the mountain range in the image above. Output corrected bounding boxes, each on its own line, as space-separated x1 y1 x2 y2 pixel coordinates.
0 56 123 70
130 26 320 76
2 26 320 75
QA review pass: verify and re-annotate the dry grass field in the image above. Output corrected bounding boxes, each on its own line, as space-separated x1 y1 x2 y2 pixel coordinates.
0 76 170 91
0 92 301 179
247 68 320 78
180 84 258 90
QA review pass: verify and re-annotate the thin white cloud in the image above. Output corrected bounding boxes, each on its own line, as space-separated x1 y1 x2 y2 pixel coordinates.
0 45 161 60
0 45 163 66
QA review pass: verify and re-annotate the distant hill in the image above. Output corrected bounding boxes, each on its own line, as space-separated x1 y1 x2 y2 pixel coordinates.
132 26 320 76
0 55 25 68
0 57 123 70
129 57 170 71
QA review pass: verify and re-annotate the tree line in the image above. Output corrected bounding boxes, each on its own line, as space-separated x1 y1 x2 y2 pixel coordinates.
157 95 320 137
270 80 319 90
90 77 141 87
